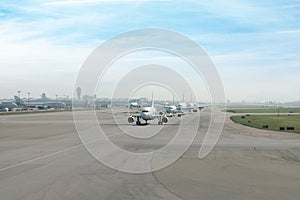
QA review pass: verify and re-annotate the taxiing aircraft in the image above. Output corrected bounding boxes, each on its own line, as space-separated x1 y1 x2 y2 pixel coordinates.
165 105 184 116
129 101 141 109
165 94 199 117
128 95 168 125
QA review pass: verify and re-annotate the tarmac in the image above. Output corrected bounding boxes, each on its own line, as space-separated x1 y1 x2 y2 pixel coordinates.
0 108 299 200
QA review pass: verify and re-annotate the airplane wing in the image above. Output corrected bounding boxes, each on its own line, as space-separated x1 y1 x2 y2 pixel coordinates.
128 113 168 125
129 113 141 118
127 113 142 124
153 114 168 124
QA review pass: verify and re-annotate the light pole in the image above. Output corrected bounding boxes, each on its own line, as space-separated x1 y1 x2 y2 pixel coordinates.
277 105 280 117
41 94 45 109
56 95 58 109
17 91 21 107
27 92 30 109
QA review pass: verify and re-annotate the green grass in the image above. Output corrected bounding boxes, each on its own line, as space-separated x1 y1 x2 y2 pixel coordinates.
226 107 300 113
230 115 300 134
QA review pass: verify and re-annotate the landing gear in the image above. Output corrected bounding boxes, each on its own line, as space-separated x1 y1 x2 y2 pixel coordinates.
158 121 163 125
136 116 141 125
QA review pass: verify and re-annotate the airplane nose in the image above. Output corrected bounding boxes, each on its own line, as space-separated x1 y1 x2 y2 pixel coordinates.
141 112 150 119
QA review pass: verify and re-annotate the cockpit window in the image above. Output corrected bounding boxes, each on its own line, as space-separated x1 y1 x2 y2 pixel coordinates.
142 110 149 112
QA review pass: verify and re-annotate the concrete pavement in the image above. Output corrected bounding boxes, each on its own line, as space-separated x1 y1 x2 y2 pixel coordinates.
0 109 299 200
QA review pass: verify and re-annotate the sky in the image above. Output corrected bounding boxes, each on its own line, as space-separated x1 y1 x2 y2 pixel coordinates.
0 0 299 102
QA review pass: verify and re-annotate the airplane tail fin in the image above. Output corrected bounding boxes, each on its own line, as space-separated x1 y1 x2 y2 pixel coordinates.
151 92 154 107
172 94 175 105
14 96 24 105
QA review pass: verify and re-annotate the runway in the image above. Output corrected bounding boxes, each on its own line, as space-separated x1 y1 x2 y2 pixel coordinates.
0 109 300 200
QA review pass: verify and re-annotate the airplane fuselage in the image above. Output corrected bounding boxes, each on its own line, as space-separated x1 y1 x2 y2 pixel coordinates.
140 107 157 121
129 102 140 109
166 105 177 113
128 94 168 125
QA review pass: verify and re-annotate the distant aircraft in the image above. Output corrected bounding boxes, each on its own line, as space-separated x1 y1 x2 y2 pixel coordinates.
176 93 202 113
129 101 141 109
0 101 18 111
165 105 184 117
14 93 66 109
128 94 168 125
165 94 199 117
164 95 181 116
198 105 205 110
166 103 200 117
166 105 177 114
177 102 198 112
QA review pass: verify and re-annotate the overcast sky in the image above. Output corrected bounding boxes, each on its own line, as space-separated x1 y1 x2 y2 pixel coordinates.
0 0 299 102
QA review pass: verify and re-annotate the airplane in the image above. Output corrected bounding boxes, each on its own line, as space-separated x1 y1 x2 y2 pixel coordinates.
176 93 201 113
166 102 201 117
164 95 181 117
198 105 205 110
129 101 141 109
127 94 168 125
0 100 18 111
165 94 197 117
165 105 184 117
14 93 66 109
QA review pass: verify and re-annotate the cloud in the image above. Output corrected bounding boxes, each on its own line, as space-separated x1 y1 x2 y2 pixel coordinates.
44 0 170 7
277 29 300 34
0 0 299 102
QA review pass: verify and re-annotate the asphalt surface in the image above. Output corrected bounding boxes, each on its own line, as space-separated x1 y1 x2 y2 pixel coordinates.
0 109 300 200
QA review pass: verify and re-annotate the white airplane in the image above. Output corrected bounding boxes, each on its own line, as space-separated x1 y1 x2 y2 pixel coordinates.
176 93 201 113
0 101 18 111
14 93 66 109
165 94 198 117
165 105 184 117
164 95 181 116
128 95 168 125
129 101 141 109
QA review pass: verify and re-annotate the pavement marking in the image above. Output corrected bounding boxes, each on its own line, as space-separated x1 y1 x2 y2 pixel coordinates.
0 118 185 172
0 131 125 172
0 144 83 172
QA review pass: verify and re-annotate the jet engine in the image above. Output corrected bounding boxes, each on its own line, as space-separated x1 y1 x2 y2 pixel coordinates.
161 116 168 123
128 116 135 123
